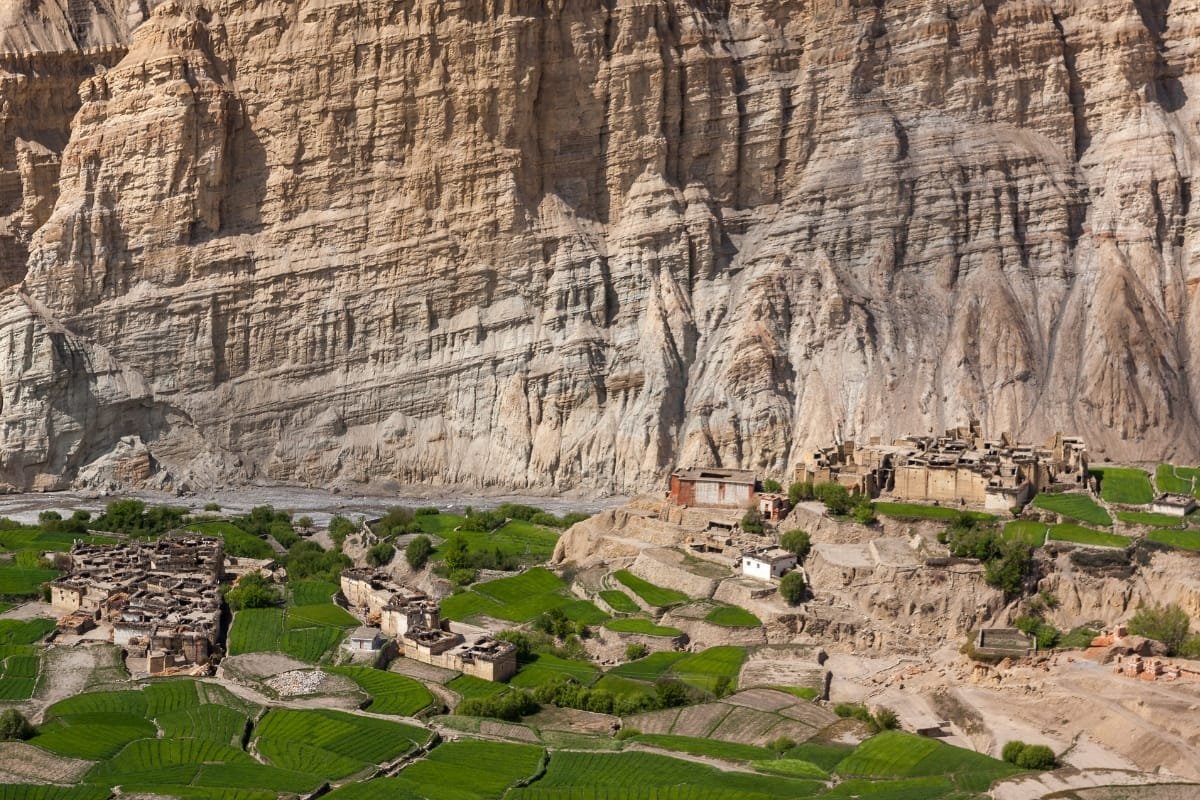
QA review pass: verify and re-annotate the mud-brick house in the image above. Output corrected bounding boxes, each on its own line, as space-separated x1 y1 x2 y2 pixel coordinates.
669 468 758 508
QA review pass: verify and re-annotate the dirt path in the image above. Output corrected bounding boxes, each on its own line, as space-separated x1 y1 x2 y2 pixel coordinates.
31 645 111 720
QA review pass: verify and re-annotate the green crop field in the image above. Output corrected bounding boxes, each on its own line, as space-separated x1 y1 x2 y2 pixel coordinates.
431 520 561 565
228 599 352 663
608 651 686 681
186 520 274 559
0 563 59 598
290 580 339 606
598 590 640 613
834 731 1023 793
603 618 682 637
669 646 746 693
328 666 434 716
1117 511 1185 528
1148 528 1200 551
369 740 544 800
1032 493 1113 526
286 603 358 627
448 674 507 701
508 751 822 800
1155 464 1200 497
873 503 994 522
0 786 112 800
1048 524 1129 548
783 742 855 772
752 758 831 779
704 605 761 627
227 608 285 655
0 617 53 695
157 704 249 745
632 734 774 762
1090 467 1155 505
509 654 600 689
1002 521 1047 547
591 674 656 704
612 571 689 608
441 568 607 625
254 708 428 779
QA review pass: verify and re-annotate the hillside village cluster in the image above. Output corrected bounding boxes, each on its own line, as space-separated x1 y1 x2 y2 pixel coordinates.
33 421 1192 682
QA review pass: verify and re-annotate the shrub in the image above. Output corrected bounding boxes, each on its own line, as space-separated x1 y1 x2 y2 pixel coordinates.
226 573 281 611
457 690 537 721
872 707 899 731
769 736 796 754
788 482 815 504
779 571 806 605
295 516 313 530
654 679 692 709
814 483 852 515
780 530 811 561
415 507 440 516
1001 740 1026 764
1128 603 1191 655
614 727 641 741
328 516 358 547
0 709 36 740
1003 740 1056 769
442 535 470 569
625 643 649 661
1178 635 1200 659
376 507 417 537
405 535 434 570
367 542 396 568
740 508 765 534
448 568 477 586
762 478 782 493
984 541 1034 596
286 539 352 583
204 502 221 512
851 500 877 525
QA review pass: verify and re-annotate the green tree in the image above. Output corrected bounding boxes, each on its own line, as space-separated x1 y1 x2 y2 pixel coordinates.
328 516 358 547
295 516 314 530
225 573 280 611
1002 741 1027 765
443 535 470 570
367 542 396 567
788 482 815 504
779 571 806 605
762 478 782 493
406 535 434 570
740 507 765 534
625 643 649 661
780 530 812 561
851 500 877 525
1128 603 1191 655
814 483 853 515
984 541 1033 596
654 679 690 709
769 736 796 754
0 709 35 741
1015 744 1056 769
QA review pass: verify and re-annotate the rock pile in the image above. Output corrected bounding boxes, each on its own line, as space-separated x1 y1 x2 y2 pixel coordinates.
264 669 328 697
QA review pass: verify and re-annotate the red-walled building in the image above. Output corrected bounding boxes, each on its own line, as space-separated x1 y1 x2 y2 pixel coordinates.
669 468 758 508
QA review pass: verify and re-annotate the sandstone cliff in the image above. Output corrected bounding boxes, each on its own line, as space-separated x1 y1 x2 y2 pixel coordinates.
2 0 1200 492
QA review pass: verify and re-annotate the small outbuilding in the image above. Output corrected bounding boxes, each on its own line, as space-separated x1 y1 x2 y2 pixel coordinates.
348 626 383 652
1150 493 1197 517
669 468 758 508
742 547 797 581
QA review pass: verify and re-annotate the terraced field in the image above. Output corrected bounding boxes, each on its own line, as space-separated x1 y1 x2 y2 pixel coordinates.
0 618 54 699
1090 467 1155 505
1032 494 1113 526
873 503 994 522
1147 528 1200 552
704 605 761 627
328 666 435 715
185 520 274 559
1048 524 1129 549
447 674 508 702
598 590 640 614
440 568 607 625
613 571 690 608
834 730 1022 793
1002 521 1047 547
603 618 682 637
227 593 356 663
1155 464 1200 497
607 652 687 682
509 654 601 689
253 708 428 779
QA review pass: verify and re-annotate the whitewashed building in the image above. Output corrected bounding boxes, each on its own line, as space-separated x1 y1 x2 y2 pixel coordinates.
742 547 797 581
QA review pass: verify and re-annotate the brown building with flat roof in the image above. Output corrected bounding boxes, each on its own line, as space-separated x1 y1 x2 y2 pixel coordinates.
669 468 758 509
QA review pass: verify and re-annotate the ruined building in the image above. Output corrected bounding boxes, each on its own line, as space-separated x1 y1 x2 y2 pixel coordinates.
49 535 224 672
340 569 440 638
797 422 1088 510
400 627 517 682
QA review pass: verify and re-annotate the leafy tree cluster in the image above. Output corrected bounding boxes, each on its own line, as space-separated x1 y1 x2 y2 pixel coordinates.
328 516 359 548
440 533 519 574
366 542 396 568
92 500 187 536
780 530 812 562
814 483 853 515
788 482 816 504
463 503 588 531
761 478 783 493
533 675 698 717
625 643 649 661
834 703 901 733
943 514 1034 596
533 607 588 640
285 539 351 583
1128 603 1199 656
456 690 539 721
374 507 419 538
740 508 765 534
235 506 299 549
405 535 434 570
0 709 36 741
37 510 92 535
779 571 806 605
225 573 281 611
414 507 440 516
1002 741 1057 769
1013 615 1061 650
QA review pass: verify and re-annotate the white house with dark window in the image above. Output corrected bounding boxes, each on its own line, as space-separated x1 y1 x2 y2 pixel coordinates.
742 547 797 581
348 626 383 652
1150 493 1197 517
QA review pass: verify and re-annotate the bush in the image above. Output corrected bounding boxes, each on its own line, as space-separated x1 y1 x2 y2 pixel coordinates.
376 507 417 538
367 542 396 568
625 643 649 661
92 499 187 536
295 516 313 530
851 500 877 525
415 507 440 516
448 568 477 586
328 515 358 547
406 535 434 570
1001 740 1026 764
984 541 1034 596
769 736 797 754
814 483 852 515
834 703 897 733
654 679 692 709
779 571 806 605
1003 740 1056 769
762 479 782 493
204 502 221 512
788 482 815 504
740 508 765 534
1178 635 1200 659
614 727 641 741
225 573 280 611
1128 603 1191 655
285 539 352 583
0 709 36 741
872 707 899 731
780 530 811 561
442 535 470 569
457 690 538 721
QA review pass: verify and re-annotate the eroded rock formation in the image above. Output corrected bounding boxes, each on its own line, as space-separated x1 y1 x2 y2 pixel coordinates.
2 0 1200 492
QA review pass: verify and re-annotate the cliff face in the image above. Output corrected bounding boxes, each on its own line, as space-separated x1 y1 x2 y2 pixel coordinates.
2 0 1200 493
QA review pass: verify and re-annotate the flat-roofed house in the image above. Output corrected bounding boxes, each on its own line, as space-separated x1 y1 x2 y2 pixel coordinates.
670 468 758 508
742 547 797 581
1150 493 1198 517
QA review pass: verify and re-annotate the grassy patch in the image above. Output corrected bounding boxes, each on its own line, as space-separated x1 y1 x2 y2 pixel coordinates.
413 513 467 536
447 674 508 702
431 520 560 565
509 654 600 689
874 503 994 522
633 734 774 762
751 759 830 779
607 652 686 682
1048 524 1129 548
591 674 656 704
704 605 762 628
1002 521 1047 547
1117 510 1185 528
1147 528 1200 552
774 685 820 701
323 740 544 800
290 580 339 606
669 646 746 693
440 568 606 625
227 591 356 663
1155 464 1200 497
834 731 1024 793
1091 467 1154 505
253 708 427 780
604 618 682 637
598 590 640 614
186 520 274 560
1032 493 1113 526
613 571 689 608
0 562 58 598
328 666 435 716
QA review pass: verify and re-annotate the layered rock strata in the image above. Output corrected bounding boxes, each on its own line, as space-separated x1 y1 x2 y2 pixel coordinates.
3 0 1200 492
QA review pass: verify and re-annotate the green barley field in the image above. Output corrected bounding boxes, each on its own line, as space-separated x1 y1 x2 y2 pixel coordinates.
612 570 689 608
1032 493 1113 526
1089 467 1155 505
